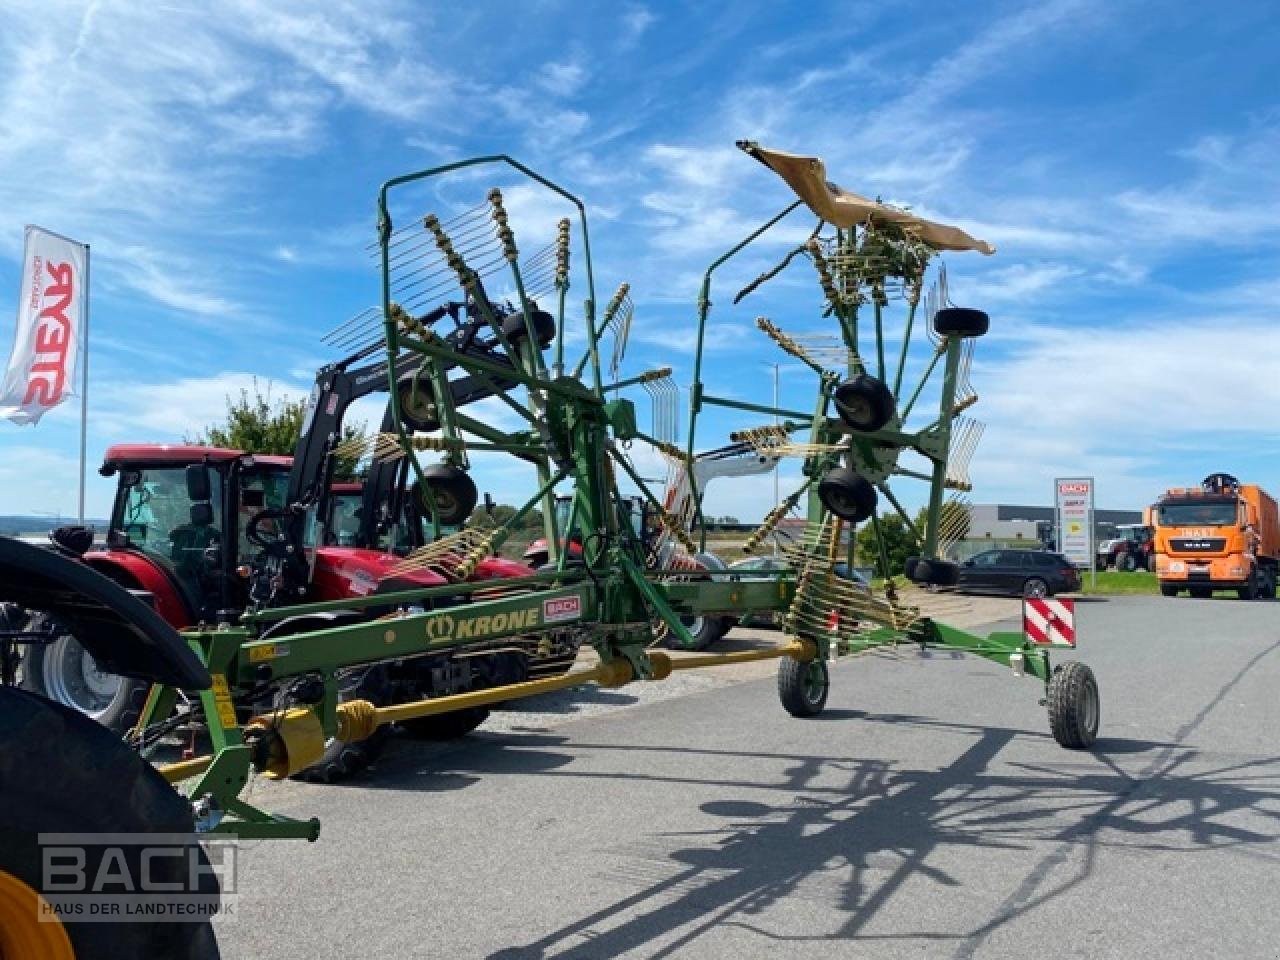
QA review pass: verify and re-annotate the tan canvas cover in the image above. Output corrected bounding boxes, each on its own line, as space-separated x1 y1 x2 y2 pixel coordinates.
738 141 995 255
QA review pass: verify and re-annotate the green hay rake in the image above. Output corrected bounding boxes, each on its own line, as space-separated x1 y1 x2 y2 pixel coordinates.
133 144 1100 842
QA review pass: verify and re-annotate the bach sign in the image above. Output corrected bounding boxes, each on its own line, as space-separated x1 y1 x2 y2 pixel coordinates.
0 226 88 425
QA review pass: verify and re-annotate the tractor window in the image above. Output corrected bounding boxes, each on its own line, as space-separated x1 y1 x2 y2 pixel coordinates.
115 467 224 605
329 494 363 546
238 469 289 559
1157 501 1237 527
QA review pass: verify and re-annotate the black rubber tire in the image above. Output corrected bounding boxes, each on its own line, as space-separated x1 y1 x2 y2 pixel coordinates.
1160 584 1178 597
906 557 961 587
19 622 150 734
817 468 877 523
0 687 221 958
1190 586 1212 599
501 309 556 347
296 666 393 784
1047 661 1100 749
833 375 896 432
1238 571 1259 601
903 557 919 581
419 465 479 526
1023 577 1049 599
399 706 489 740
777 655 829 718
1144 553 1157 572
933 306 989 337
1117 552 1136 573
1259 570 1276 600
396 374 438 432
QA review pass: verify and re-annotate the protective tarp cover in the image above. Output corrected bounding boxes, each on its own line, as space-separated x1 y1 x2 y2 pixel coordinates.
738 141 995 255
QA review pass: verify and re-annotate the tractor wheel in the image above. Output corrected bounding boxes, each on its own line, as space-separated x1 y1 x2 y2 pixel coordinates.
933 307 989 338
501 309 557 347
0 687 221 959
295 665 393 784
777 655 829 717
399 707 490 740
833 375 896 433
419 465 479 526
817 468 877 523
906 557 960 587
1047 661 1100 749
20 620 150 734
1159 584 1178 597
1117 552 1136 573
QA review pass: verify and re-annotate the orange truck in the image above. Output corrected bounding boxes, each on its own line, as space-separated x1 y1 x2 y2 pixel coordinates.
1152 472 1279 599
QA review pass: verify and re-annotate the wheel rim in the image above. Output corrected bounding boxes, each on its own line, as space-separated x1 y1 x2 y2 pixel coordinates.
42 635 124 718
1025 579 1047 598
1080 676 1099 733
0 869 75 960
399 382 435 425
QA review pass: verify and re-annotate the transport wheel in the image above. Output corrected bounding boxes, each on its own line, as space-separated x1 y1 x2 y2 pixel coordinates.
932 306 989 338
419 465 479 526
833 375 896 432
1023 577 1049 599
1160 584 1178 597
817 468 877 523
0 687 221 958
400 707 489 740
777 655 829 717
296 665 392 784
20 618 149 734
501 308 557 347
906 557 960 587
1190 586 1211 599
396 374 438 432
1047 661 1100 749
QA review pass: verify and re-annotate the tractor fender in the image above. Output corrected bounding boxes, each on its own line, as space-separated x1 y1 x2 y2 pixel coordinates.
0 537 210 690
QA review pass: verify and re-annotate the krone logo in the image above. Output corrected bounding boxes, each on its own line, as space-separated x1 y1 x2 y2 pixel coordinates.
425 615 455 642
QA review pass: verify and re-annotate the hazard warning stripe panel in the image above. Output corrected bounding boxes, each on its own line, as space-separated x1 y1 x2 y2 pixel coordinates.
1023 597 1076 647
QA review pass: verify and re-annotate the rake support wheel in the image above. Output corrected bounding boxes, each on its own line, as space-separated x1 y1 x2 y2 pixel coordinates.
833 374 896 433
818 468 877 523
1047 661 1100 749
933 307 989 338
419 465 479 526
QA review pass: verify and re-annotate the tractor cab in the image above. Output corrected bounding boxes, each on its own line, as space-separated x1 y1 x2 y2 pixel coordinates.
98 445 293 623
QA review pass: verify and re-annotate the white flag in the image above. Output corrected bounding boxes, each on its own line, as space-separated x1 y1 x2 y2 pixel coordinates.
0 226 89 425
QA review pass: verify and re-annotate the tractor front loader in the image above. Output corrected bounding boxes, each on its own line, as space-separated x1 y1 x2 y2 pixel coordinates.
0 144 1101 958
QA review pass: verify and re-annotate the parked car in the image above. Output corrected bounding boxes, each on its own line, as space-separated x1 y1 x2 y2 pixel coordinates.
958 549 1080 598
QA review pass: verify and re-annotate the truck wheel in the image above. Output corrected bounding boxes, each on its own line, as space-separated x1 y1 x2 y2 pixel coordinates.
1259 571 1276 600
777 656 829 717
1237 572 1259 601
296 665 392 784
1047 661 1099 749
19 618 150 734
0 687 220 958
1159 584 1178 597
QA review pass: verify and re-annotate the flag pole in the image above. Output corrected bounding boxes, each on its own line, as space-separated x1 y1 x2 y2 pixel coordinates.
78 244 89 524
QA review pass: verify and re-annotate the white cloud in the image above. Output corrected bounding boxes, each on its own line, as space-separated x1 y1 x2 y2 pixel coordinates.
536 61 588 98
955 263 1080 304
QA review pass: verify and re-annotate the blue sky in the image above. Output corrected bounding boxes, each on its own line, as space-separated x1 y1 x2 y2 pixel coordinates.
0 0 1277 522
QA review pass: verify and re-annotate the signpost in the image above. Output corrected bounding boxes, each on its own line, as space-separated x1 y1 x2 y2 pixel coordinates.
1055 477 1095 590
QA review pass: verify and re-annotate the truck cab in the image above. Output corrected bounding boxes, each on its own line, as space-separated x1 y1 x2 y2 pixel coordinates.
1153 473 1278 599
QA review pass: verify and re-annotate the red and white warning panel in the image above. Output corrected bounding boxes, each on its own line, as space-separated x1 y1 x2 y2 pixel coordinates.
1023 597 1076 647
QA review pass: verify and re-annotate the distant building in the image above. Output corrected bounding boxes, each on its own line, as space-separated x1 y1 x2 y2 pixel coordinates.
968 503 1143 548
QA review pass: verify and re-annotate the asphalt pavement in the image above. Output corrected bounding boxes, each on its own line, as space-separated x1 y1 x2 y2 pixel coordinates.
215 595 1280 959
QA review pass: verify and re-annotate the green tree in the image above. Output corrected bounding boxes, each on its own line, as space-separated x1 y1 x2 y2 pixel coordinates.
191 379 365 481
856 512 921 577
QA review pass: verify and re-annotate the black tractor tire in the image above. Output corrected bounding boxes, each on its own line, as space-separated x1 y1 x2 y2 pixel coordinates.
778 655 829 718
296 665 393 784
1047 661 1100 749
1023 577 1050 599
817 468 877 523
1190 586 1212 599
906 557 961 587
399 707 490 740
833 375 896 433
19 619 151 735
1117 552 1136 573
0 687 221 958
418 464 479 526
933 306 989 338
1160 584 1179 597
501 309 557 348
663 615 724 652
